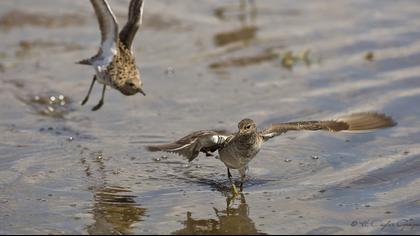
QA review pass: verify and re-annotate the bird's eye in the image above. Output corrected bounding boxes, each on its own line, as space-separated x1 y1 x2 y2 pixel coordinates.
245 125 251 129
128 82 135 87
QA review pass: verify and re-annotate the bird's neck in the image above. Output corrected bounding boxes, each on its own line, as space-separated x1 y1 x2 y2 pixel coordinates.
236 131 258 145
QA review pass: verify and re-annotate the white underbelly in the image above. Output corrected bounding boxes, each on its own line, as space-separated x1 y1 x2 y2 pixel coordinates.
94 66 112 86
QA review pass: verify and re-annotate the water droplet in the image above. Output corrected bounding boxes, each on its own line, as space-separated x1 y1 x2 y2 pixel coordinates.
34 95 40 101
195 164 202 168
50 96 56 102
153 157 161 162
97 155 102 160
165 66 175 76
312 155 319 160
284 159 292 163
161 155 168 160
58 95 65 100
183 164 190 168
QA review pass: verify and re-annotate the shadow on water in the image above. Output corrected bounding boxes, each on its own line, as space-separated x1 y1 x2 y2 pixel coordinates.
210 0 270 71
213 0 257 23
80 151 146 235
209 0 314 71
173 193 266 235
0 9 85 30
178 165 275 193
213 0 257 47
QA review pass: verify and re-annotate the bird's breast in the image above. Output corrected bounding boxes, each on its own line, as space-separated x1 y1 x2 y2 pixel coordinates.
218 139 262 170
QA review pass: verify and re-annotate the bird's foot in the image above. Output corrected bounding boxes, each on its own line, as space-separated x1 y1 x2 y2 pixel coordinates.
231 182 239 196
91 100 104 111
81 96 89 106
226 194 236 208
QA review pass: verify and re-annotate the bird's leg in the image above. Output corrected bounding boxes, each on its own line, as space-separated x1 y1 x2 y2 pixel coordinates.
227 168 239 196
226 194 235 209
92 84 106 111
239 167 248 192
81 75 97 106
226 169 237 209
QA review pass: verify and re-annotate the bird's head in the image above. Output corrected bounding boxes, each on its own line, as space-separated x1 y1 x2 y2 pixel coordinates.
117 70 146 96
238 118 257 134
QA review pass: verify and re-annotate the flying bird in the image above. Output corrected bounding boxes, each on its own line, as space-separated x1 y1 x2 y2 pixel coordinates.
78 0 146 111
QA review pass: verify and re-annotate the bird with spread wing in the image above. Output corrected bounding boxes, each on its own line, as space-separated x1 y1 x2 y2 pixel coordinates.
147 112 396 195
78 0 146 111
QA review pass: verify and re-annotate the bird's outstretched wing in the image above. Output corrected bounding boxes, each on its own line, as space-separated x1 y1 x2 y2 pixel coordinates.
119 0 144 51
78 0 118 66
260 112 396 140
147 130 232 162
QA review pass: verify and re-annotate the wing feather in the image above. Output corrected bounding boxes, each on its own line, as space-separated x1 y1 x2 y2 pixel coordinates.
260 112 396 140
146 130 232 162
119 0 144 51
78 0 118 66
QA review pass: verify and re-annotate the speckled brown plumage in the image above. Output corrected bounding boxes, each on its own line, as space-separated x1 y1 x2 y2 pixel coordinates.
78 0 145 111
107 41 141 94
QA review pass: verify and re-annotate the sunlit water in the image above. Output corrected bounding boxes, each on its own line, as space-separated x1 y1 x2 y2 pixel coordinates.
0 0 419 234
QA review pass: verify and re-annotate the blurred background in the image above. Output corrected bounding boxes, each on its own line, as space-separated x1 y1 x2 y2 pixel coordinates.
0 0 419 234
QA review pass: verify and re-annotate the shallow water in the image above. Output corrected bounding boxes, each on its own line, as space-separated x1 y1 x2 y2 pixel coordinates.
1 0 420 234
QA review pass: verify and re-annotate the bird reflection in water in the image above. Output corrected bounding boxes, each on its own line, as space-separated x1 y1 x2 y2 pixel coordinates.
173 193 266 235
86 186 146 235
80 151 146 235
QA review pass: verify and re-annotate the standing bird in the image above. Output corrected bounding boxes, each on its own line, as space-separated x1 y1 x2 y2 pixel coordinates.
147 112 396 195
78 0 146 111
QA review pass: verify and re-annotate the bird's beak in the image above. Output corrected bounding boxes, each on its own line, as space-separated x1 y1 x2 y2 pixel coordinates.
138 88 146 96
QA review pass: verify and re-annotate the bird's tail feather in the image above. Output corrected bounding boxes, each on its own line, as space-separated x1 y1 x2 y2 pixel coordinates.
76 57 93 65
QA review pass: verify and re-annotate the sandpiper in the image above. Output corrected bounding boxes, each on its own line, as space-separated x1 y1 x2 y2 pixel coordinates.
147 112 396 194
78 0 146 111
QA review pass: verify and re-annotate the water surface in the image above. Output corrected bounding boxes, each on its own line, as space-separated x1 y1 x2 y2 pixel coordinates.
0 0 419 234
